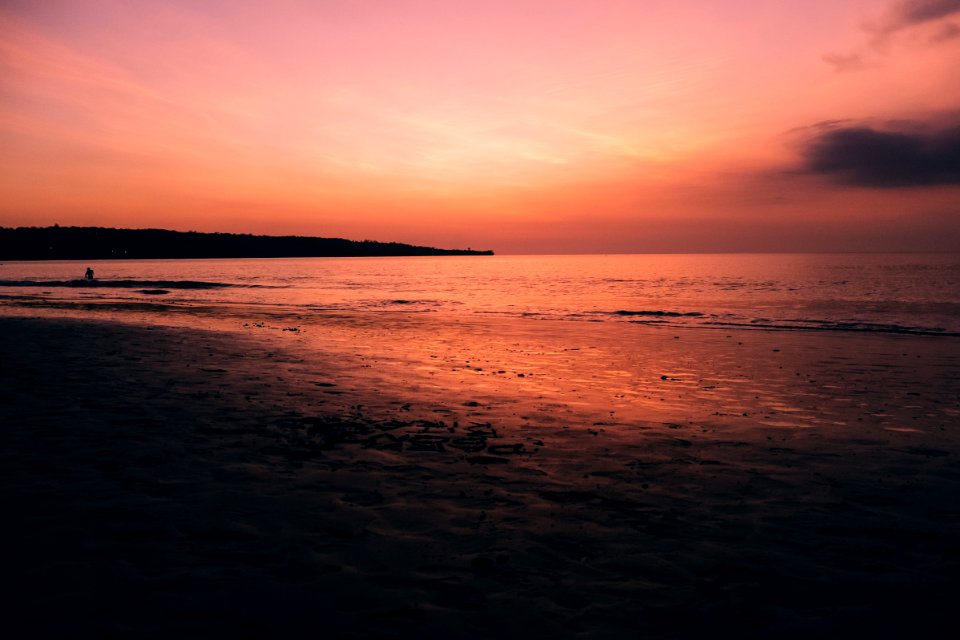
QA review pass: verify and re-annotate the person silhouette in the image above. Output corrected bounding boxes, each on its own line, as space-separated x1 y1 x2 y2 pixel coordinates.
84 267 94 280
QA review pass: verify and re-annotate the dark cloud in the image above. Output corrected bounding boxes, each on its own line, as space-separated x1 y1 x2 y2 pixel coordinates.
801 122 960 187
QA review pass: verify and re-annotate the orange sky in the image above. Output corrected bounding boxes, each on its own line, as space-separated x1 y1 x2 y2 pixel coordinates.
1 0 959 252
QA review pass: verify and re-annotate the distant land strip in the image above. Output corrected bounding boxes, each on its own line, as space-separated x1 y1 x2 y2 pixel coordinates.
0 226 494 260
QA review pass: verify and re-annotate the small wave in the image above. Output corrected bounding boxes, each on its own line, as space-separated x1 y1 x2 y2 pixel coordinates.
0 279 251 289
705 320 958 337
612 310 704 317
772 317 956 335
374 298 442 307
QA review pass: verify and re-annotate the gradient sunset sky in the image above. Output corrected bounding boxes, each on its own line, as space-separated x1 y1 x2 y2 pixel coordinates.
2 0 958 253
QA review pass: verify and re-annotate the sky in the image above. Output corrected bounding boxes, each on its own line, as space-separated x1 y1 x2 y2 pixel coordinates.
1 0 959 253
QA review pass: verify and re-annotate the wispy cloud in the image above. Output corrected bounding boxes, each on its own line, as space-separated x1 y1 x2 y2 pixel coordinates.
867 0 960 38
930 20 960 41
824 0 960 71
821 52 871 72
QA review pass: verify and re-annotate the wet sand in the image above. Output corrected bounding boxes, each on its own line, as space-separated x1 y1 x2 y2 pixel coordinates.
2 314 959 638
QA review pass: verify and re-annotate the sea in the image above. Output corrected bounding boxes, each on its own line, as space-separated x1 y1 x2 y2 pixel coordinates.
1 253 959 336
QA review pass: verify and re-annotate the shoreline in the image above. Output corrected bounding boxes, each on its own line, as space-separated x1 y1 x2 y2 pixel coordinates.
4 292 959 337
2 315 959 637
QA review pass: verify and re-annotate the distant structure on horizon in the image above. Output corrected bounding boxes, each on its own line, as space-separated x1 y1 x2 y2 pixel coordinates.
0 226 494 260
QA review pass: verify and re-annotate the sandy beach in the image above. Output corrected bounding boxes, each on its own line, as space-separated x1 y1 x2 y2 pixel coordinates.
2 311 958 638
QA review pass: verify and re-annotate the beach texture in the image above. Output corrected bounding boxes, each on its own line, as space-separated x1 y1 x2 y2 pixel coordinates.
2 314 959 638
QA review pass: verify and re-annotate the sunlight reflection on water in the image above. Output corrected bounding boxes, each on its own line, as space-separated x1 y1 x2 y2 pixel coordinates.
2 253 959 334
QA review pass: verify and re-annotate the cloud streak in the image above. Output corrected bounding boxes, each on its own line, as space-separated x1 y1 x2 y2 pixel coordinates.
869 0 960 37
800 121 960 187
821 52 870 71
824 0 960 71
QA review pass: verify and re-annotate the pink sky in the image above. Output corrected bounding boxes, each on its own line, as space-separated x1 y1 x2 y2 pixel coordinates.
1 0 959 252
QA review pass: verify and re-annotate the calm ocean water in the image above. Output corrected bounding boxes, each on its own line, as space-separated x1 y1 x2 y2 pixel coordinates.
2 254 959 335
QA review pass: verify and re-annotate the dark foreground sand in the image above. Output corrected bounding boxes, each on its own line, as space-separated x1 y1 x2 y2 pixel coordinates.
2 315 959 639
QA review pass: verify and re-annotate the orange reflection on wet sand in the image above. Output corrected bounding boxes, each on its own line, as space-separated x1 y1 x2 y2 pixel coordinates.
2 299 958 637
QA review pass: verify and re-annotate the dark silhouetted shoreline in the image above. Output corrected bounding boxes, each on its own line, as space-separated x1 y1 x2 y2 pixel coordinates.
0 226 494 260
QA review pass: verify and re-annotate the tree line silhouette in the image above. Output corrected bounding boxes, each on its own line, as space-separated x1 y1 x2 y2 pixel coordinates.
0 226 494 260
